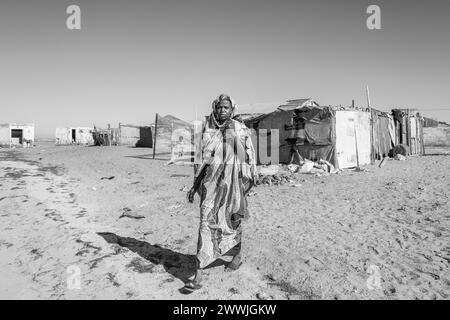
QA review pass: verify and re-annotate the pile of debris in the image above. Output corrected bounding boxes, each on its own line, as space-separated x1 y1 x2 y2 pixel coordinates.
256 159 339 186
287 159 339 175
256 171 294 186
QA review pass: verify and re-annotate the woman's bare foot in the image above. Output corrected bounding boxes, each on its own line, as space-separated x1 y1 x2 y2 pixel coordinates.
192 268 202 284
224 254 242 272
183 261 203 291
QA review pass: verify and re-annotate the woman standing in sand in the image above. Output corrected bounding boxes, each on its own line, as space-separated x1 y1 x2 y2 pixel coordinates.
185 94 257 291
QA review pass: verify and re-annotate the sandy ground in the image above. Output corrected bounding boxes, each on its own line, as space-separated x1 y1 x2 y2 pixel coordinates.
0 141 449 300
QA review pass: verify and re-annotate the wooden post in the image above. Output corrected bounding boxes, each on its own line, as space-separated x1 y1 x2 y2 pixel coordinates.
416 112 420 155
407 109 411 155
354 122 360 170
420 116 425 155
107 123 111 146
118 122 121 146
366 86 375 164
152 113 158 159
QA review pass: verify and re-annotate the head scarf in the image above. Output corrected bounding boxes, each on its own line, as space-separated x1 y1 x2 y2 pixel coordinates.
212 94 237 112
210 94 238 128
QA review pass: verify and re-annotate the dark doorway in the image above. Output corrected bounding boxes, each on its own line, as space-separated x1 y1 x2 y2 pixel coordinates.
136 126 153 148
72 129 76 143
11 129 23 145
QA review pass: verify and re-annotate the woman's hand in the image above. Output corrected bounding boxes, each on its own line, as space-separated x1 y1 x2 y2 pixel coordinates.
187 187 196 203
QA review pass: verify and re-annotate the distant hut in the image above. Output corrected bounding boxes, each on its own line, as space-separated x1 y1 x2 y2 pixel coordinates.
391 109 424 155
92 125 119 146
55 127 94 145
423 118 450 155
244 98 320 164
152 114 194 161
118 123 153 148
422 117 439 128
289 105 372 169
0 123 35 148
245 101 376 169
370 109 396 160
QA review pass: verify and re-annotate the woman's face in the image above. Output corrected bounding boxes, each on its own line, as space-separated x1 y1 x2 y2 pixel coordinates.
215 99 233 122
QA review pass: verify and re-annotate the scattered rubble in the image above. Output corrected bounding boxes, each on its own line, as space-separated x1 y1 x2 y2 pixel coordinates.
256 159 339 186
119 207 145 219
394 154 406 161
101 176 115 180
179 185 189 192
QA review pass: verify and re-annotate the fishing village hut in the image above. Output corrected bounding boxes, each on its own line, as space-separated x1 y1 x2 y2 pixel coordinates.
288 105 372 169
0 123 35 148
423 118 450 155
370 109 396 160
118 123 153 148
92 125 120 146
55 127 94 145
244 99 372 169
152 114 194 161
392 109 425 155
244 98 320 164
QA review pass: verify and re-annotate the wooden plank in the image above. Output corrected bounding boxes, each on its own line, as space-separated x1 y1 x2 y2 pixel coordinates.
366 86 375 164
153 113 159 159
354 122 360 169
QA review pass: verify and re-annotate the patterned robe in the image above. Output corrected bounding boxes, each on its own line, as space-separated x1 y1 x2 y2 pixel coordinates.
194 115 256 268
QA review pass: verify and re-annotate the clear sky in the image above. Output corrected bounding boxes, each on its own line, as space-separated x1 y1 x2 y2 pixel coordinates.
1 0 449 138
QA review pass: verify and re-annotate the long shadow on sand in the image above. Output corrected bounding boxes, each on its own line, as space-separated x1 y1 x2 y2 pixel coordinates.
97 232 198 284
125 153 171 161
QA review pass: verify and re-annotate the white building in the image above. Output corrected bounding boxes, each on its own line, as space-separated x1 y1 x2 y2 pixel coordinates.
0 123 35 148
55 127 94 145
